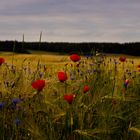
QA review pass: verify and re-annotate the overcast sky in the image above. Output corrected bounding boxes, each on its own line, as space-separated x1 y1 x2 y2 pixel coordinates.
0 0 140 42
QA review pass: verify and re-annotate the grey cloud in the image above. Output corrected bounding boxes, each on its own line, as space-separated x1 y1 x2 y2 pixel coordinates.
0 0 140 42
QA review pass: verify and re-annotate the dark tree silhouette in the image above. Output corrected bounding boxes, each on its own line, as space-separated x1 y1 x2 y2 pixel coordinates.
0 41 140 56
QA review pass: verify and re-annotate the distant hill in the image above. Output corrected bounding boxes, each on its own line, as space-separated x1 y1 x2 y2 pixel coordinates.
0 41 140 56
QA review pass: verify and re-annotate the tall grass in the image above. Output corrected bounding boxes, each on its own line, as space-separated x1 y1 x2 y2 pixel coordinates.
0 53 140 140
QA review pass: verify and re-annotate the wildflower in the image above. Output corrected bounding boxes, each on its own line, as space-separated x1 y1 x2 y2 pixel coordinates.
85 54 92 59
39 72 43 78
119 56 126 62
86 70 92 75
64 94 74 104
83 85 90 93
31 79 45 92
132 76 136 79
0 102 4 109
137 64 140 72
57 71 68 82
0 57 5 65
14 119 21 126
93 69 97 73
124 79 129 89
12 98 21 105
125 79 129 85
70 76 76 81
70 54 81 62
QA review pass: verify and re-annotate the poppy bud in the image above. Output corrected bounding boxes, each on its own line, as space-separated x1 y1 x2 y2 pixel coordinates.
119 56 126 62
83 85 90 93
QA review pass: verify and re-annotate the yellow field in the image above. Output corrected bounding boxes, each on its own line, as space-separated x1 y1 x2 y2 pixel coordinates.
0 52 139 140
0 53 70 72
0 52 139 67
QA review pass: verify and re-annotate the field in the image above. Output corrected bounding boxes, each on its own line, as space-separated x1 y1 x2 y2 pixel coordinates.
0 52 140 140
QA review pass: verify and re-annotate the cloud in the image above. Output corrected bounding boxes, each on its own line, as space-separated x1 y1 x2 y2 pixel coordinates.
0 0 140 42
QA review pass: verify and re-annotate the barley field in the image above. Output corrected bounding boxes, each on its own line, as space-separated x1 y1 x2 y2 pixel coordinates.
0 52 140 140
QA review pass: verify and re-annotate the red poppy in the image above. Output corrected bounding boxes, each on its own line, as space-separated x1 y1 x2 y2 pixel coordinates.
64 94 74 104
0 57 5 65
119 56 126 62
31 79 45 92
83 85 90 93
137 64 140 68
70 54 81 62
57 71 68 82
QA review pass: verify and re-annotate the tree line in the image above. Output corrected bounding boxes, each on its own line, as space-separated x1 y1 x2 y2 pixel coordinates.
0 41 140 56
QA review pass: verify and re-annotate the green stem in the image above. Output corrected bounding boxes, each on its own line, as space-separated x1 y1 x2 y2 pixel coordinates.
12 40 16 66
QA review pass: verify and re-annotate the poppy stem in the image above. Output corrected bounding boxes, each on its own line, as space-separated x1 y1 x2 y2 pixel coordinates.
64 81 67 94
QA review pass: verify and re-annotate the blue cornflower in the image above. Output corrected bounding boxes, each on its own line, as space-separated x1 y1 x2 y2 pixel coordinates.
12 98 21 105
85 54 92 59
0 102 4 109
14 119 21 126
39 72 43 78
93 69 97 73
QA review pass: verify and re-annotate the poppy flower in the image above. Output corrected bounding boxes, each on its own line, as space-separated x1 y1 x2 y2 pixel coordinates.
57 71 68 82
0 57 5 65
70 54 81 62
83 85 90 93
119 56 126 62
31 79 45 92
137 64 140 68
64 94 74 104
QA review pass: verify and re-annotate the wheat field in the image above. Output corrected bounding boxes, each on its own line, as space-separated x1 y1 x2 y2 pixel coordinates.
0 52 139 140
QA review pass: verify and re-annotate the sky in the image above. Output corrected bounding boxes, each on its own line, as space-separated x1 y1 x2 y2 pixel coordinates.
0 0 140 42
